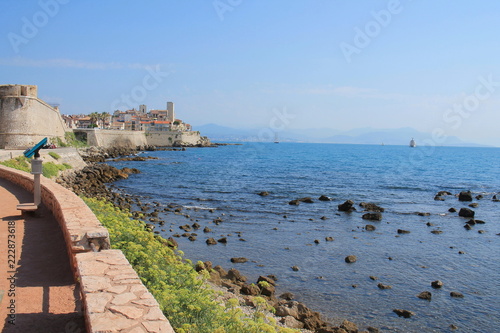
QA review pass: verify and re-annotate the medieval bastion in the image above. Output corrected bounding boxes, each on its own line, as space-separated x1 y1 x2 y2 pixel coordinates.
0 84 67 149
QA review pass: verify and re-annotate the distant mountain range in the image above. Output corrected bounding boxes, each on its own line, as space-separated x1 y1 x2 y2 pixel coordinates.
194 124 488 147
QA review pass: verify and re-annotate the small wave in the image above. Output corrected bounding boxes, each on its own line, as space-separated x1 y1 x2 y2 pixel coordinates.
184 205 216 211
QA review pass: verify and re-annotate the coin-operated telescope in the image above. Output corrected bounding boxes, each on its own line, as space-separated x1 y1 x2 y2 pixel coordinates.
17 137 47 213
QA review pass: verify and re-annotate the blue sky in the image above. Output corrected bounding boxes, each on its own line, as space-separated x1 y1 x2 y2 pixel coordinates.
1 0 499 145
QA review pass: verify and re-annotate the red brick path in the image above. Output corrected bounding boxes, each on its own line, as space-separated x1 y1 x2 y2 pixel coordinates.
0 178 86 332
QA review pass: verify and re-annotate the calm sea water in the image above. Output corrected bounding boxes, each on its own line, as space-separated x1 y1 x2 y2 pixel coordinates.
109 143 500 332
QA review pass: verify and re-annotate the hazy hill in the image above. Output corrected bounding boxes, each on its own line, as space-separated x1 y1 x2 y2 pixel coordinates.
194 124 486 147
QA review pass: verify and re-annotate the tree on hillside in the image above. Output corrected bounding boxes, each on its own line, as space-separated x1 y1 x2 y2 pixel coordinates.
89 112 100 128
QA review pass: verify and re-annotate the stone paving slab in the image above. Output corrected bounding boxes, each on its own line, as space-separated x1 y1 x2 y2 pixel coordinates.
77 250 175 333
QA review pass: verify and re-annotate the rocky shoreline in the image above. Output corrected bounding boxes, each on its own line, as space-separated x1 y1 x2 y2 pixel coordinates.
56 147 374 333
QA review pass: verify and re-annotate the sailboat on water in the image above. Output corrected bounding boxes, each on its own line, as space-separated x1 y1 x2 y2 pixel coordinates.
409 138 416 147
274 133 279 143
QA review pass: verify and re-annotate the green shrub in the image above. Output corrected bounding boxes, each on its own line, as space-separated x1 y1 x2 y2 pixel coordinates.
49 152 61 160
83 197 298 333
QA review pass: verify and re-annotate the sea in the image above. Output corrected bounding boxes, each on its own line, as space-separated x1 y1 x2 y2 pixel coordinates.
108 143 500 332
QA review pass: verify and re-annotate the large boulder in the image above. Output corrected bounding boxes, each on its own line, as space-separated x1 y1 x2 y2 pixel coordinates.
226 268 247 284
318 195 332 201
240 284 260 296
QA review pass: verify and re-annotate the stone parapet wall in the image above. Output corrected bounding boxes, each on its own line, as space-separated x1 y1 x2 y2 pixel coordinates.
0 165 175 333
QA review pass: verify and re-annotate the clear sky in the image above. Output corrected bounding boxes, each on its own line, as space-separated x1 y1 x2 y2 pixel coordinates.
1 1 499 146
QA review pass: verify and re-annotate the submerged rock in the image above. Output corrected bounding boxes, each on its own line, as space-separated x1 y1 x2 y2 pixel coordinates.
230 257 248 263
377 283 392 290
360 202 385 212
450 291 464 298
393 309 415 318
362 212 382 221
258 191 269 196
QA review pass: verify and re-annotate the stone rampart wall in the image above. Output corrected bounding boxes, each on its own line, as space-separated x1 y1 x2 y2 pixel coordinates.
0 165 175 333
0 85 67 149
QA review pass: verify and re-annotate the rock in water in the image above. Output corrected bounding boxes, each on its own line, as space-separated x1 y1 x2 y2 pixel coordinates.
230 257 248 263
258 191 269 196
458 191 473 201
450 291 464 298
318 195 332 201
345 255 357 263
417 291 432 301
393 309 415 318
206 238 217 245
377 283 392 289
362 213 382 221
459 208 475 218
431 280 444 289
338 200 356 212
359 202 385 212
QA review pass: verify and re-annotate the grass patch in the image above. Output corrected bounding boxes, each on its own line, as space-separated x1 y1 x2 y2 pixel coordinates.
48 152 61 160
0 157 72 178
0 156 31 173
57 131 87 148
42 162 71 178
83 197 298 333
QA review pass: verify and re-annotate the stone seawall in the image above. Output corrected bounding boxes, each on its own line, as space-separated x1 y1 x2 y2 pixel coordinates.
74 129 208 148
0 165 175 333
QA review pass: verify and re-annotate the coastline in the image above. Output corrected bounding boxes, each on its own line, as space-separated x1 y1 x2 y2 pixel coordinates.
55 146 371 333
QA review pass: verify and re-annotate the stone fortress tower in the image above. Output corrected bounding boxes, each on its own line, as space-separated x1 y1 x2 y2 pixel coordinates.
167 101 175 123
0 84 67 149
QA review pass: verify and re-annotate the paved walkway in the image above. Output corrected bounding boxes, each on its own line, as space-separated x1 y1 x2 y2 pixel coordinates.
0 178 86 332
